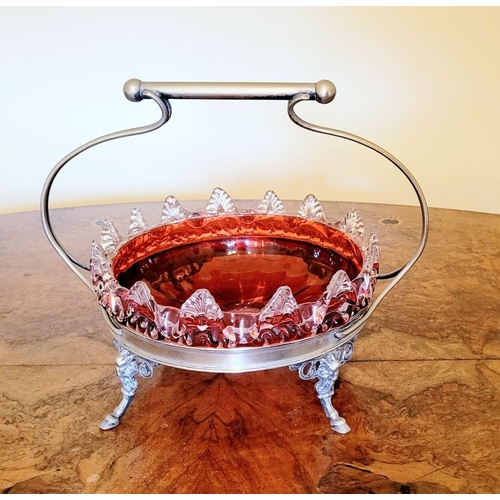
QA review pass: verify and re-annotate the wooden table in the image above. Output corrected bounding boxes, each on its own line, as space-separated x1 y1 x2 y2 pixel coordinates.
1 200 499 494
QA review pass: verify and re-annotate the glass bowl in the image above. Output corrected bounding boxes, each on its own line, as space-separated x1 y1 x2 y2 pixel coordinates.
90 188 380 349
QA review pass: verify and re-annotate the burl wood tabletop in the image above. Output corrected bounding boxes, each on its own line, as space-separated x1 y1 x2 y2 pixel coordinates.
1 201 499 494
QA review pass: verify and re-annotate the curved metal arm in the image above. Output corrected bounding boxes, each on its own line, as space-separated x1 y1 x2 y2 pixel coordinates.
287 93 429 319
40 91 172 291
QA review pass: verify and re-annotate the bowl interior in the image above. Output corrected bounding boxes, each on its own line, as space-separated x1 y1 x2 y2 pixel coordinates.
113 213 364 311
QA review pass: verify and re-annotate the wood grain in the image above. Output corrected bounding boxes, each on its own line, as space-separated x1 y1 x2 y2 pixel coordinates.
1 201 499 493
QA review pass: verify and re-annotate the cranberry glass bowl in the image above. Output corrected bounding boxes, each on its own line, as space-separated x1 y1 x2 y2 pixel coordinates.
91 188 380 353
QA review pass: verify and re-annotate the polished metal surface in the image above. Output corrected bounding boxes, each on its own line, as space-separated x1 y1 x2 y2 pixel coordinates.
290 340 357 434
107 311 365 374
40 91 172 291
99 340 157 430
123 78 337 104
287 93 429 321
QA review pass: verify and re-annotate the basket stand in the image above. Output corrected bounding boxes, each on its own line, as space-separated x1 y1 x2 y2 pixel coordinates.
41 79 428 434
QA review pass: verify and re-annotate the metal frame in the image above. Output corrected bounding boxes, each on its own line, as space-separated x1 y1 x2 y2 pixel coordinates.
40 79 429 433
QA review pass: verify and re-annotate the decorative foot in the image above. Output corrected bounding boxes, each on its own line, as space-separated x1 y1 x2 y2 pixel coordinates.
99 340 157 430
290 340 356 434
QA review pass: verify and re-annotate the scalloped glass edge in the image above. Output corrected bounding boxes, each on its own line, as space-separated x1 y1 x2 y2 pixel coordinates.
90 188 379 349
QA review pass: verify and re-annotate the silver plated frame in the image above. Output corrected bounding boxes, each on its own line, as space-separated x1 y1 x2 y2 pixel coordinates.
41 79 429 433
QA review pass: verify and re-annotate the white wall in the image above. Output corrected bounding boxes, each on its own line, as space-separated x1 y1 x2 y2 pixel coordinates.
2 6 500 215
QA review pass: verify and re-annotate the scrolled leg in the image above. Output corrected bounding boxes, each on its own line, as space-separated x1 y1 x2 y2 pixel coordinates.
100 340 157 430
290 340 356 434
